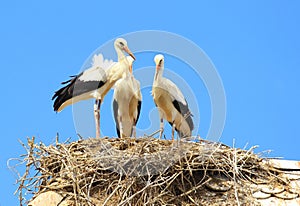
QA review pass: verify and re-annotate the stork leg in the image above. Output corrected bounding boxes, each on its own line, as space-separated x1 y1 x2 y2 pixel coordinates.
119 116 124 138
132 124 137 139
159 118 164 139
94 99 101 138
171 123 176 141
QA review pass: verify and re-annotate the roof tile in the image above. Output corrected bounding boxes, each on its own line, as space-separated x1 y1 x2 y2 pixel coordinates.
255 159 300 205
264 159 300 170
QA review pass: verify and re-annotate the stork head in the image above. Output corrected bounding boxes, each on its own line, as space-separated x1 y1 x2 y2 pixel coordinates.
154 54 164 70
114 38 136 60
126 55 135 73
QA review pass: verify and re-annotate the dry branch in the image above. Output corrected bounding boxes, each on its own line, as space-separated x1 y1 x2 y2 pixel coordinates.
12 136 284 206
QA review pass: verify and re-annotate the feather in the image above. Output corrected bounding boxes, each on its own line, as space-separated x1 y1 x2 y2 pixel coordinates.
92 54 116 71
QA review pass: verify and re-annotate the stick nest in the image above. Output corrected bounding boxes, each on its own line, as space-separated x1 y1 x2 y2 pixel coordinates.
13 136 284 206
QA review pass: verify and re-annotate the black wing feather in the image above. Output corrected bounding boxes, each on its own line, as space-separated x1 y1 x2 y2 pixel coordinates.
113 99 120 138
172 99 194 131
135 100 142 124
52 72 105 112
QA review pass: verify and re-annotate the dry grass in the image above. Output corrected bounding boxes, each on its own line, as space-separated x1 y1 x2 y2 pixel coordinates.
12 136 285 206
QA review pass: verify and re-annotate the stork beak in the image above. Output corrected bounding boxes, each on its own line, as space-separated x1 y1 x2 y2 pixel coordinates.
123 46 136 60
155 63 160 80
156 60 162 70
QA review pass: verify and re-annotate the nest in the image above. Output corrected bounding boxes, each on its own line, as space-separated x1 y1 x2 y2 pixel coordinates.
13 136 285 206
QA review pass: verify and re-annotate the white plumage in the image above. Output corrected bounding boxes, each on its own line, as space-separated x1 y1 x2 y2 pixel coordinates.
52 38 135 138
113 56 142 138
77 54 115 83
152 54 194 140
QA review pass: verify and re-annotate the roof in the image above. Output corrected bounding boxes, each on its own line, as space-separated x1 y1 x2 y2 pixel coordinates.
186 159 300 205
253 159 300 206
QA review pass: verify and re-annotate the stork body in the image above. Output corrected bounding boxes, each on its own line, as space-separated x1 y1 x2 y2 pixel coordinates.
52 38 135 138
113 56 142 138
152 54 194 139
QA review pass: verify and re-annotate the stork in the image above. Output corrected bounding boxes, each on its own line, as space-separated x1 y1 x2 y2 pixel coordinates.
52 38 135 138
113 56 142 138
152 54 194 140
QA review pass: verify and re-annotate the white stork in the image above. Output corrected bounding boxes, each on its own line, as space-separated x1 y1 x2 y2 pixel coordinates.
113 56 142 138
152 54 194 140
52 38 135 138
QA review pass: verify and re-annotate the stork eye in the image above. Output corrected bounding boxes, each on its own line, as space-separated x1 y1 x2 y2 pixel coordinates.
120 42 124 47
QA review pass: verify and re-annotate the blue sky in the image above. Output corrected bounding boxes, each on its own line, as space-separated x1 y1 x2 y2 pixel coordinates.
1 1 300 205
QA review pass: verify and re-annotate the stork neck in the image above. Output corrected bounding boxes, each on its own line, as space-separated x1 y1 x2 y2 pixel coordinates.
154 67 164 82
123 66 131 78
116 47 126 62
